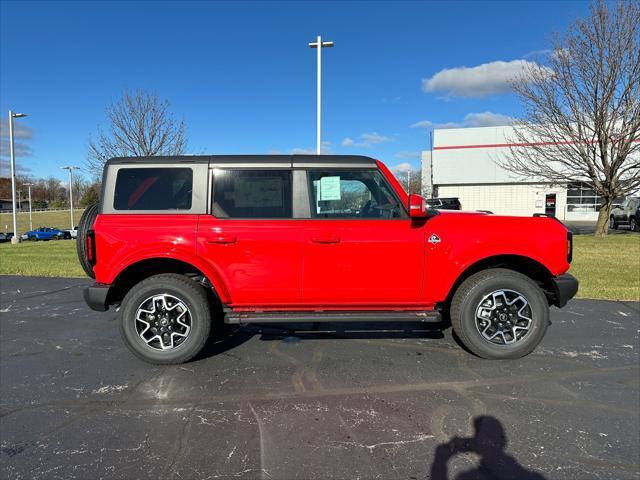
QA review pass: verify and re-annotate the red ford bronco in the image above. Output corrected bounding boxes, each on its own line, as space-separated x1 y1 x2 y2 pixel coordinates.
79 155 578 364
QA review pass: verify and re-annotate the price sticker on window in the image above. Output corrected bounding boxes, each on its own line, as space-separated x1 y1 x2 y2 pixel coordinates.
319 176 341 201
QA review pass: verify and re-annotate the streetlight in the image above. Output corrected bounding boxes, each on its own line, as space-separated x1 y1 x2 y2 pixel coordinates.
308 35 334 155
61 166 80 230
8 110 28 244
23 183 34 232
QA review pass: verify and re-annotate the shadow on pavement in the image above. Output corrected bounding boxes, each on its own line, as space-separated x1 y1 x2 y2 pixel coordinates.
254 321 446 341
430 415 547 480
193 322 446 360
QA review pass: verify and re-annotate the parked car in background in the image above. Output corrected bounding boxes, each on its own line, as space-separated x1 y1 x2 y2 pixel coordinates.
22 227 66 241
0 232 8 243
426 197 462 210
630 205 640 232
610 197 639 230
64 226 78 239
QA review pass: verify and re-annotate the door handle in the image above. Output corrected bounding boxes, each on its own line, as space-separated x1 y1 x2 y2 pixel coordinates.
206 234 237 244
311 235 340 244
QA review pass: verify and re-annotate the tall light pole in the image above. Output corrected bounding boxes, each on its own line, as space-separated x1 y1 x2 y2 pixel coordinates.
308 35 334 155
61 166 80 229
24 183 34 231
8 110 28 244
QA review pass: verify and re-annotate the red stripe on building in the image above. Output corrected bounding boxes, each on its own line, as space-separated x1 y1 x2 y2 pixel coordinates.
433 139 640 151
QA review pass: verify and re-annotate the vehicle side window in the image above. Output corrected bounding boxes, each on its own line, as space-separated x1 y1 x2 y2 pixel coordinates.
114 168 193 210
307 170 406 219
212 170 292 219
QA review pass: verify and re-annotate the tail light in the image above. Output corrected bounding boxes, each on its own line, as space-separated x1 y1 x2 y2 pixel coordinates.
86 230 96 265
567 232 573 263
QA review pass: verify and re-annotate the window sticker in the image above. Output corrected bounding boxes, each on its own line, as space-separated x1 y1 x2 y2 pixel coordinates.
234 177 283 208
319 176 341 201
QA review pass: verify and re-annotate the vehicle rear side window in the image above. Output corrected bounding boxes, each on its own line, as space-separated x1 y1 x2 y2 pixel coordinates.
114 168 193 210
307 170 406 219
212 170 292 219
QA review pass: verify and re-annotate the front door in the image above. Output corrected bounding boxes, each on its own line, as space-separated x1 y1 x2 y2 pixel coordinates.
301 169 424 306
545 194 557 217
197 169 302 307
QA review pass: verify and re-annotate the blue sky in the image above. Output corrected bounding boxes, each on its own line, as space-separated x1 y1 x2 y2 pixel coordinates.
0 0 590 181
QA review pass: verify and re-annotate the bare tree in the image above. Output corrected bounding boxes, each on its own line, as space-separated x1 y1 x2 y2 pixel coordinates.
502 0 639 236
87 90 186 176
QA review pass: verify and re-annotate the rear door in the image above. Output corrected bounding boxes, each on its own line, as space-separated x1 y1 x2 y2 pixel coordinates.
300 168 425 306
196 167 303 307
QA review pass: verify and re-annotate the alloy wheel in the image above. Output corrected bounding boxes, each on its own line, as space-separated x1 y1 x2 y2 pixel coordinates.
135 294 191 351
475 289 533 345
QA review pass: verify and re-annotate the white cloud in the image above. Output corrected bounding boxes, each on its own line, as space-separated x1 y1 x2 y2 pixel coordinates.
410 120 461 129
394 151 420 160
421 59 549 97
341 132 394 148
463 112 514 127
409 120 434 129
290 141 332 155
390 162 415 173
0 119 35 165
410 111 513 130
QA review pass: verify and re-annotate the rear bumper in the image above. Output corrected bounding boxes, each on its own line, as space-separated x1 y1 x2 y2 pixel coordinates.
551 273 579 308
84 283 111 312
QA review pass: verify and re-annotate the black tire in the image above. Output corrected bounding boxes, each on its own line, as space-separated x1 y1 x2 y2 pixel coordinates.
52 235 60 241
119 274 212 364
609 216 618 230
76 202 99 278
630 217 639 232
450 269 549 359
29 236 37 241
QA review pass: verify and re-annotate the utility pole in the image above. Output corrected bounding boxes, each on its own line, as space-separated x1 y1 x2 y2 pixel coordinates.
308 35 334 155
24 183 34 231
8 110 28 244
61 166 80 229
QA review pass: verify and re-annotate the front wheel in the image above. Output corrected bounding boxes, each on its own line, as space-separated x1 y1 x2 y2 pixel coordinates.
119 274 212 364
450 269 549 359
609 216 618 230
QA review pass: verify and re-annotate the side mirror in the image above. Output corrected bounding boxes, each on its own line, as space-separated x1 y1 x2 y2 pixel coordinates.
408 194 427 218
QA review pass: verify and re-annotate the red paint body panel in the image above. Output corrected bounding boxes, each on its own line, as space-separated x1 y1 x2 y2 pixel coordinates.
92 160 571 312
196 217 302 306
420 212 570 304
300 219 425 305
93 214 231 302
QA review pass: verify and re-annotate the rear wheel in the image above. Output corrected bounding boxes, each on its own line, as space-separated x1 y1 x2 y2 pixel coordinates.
630 217 639 232
119 274 212 364
450 269 549 359
76 203 99 278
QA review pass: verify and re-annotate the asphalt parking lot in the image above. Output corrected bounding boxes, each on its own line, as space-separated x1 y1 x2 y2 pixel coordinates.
0 276 638 480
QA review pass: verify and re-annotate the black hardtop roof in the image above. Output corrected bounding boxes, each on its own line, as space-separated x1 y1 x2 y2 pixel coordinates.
106 154 378 167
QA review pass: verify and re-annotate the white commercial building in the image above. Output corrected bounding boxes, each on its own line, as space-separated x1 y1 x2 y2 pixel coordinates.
421 125 610 221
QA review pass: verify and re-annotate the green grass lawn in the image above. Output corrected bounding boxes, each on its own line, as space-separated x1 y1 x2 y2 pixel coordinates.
0 208 85 236
0 240 85 277
569 233 639 301
0 232 638 301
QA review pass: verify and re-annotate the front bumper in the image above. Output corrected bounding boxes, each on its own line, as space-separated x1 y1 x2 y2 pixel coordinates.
84 283 111 312
551 273 579 307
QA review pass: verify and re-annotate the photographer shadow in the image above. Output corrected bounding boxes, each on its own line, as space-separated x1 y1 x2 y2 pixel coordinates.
430 415 547 480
